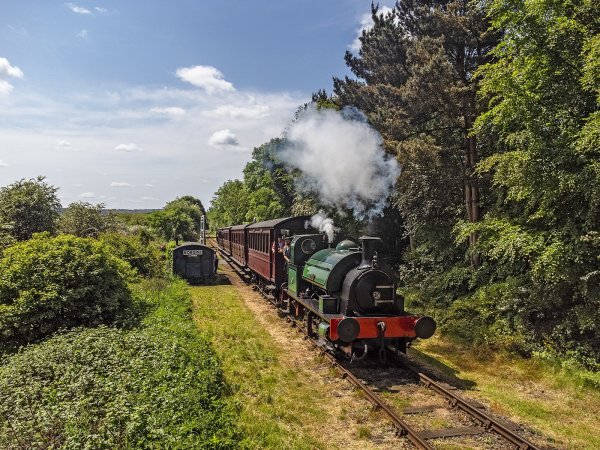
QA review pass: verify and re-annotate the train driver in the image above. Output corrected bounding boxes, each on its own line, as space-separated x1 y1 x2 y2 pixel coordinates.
282 237 291 266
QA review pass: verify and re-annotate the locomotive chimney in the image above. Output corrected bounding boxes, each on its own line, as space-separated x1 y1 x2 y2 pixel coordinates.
358 236 381 269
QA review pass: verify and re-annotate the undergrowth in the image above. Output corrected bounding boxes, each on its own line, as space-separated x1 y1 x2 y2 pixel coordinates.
0 278 239 449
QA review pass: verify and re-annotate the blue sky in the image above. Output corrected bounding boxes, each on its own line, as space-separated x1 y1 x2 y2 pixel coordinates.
0 1 392 209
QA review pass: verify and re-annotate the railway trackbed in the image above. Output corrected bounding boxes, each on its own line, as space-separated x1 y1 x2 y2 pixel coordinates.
214 243 545 450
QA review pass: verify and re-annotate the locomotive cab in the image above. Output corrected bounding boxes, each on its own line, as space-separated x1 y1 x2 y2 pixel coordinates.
287 234 327 295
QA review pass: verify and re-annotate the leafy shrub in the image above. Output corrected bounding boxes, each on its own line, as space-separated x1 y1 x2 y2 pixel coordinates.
98 232 163 277
0 327 237 449
442 279 534 355
0 278 238 449
0 233 134 348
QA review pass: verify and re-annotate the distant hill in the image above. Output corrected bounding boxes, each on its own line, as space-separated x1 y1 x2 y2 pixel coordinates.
58 208 160 214
105 209 160 214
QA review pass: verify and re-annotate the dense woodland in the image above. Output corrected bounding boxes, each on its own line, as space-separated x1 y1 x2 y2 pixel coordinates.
208 0 600 368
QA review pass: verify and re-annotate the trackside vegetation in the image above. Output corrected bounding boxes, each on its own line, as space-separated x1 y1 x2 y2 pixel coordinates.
0 182 238 448
0 279 239 449
191 283 327 449
413 336 600 449
0 233 134 348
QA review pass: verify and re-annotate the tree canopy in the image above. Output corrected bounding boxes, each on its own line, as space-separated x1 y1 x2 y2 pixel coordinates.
0 176 61 242
59 202 113 238
147 196 206 243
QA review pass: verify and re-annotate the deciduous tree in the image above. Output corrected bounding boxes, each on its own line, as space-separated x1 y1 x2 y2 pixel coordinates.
0 176 61 241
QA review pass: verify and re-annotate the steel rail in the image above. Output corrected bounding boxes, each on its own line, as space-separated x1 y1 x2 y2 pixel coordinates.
417 373 540 450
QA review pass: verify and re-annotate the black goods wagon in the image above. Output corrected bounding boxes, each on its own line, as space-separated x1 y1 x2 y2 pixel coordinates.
172 242 216 284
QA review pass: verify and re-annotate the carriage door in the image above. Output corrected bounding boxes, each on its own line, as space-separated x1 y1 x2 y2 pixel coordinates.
184 249 203 279
270 229 276 281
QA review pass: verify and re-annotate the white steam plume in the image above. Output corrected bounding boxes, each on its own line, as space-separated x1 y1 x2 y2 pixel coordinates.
308 211 339 243
279 106 400 219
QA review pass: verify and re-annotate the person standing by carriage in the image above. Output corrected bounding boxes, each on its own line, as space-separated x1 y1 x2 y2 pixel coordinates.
281 237 291 270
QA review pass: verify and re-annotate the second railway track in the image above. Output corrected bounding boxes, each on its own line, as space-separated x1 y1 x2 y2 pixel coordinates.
211 241 546 450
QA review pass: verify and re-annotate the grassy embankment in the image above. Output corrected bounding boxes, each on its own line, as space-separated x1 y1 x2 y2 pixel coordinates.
412 336 600 449
0 278 238 449
191 283 330 449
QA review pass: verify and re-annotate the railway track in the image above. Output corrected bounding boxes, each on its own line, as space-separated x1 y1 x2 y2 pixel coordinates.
212 241 543 450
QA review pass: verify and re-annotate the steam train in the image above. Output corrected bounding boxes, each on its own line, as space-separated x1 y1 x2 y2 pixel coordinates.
217 216 435 361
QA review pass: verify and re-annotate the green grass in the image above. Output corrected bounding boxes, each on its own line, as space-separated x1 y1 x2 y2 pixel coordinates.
414 336 600 449
190 284 336 450
0 278 238 449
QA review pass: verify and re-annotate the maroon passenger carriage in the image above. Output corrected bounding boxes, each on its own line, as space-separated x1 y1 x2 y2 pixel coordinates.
219 216 311 297
230 224 249 267
216 226 232 256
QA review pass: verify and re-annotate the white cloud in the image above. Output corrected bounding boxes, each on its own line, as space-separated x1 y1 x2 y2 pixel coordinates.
56 139 73 149
78 29 88 39
115 143 142 152
0 66 307 209
141 196 159 201
144 183 154 187
94 6 108 14
7 26 28 37
150 106 186 116
209 104 269 120
0 57 24 95
0 160 8 167
66 3 92 14
79 192 95 198
176 65 235 94
208 129 239 148
0 80 14 95
350 6 394 52
0 57 24 79
110 182 132 187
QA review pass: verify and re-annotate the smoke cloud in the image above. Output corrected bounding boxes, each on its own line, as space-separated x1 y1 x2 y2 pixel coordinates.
279 106 400 219
308 211 339 243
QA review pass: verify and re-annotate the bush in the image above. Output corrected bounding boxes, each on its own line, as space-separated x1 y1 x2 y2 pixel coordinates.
0 176 61 241
59 201 113 237
0 327 237 449
98 232 163 277
0 278 239 449
0 234 134 348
